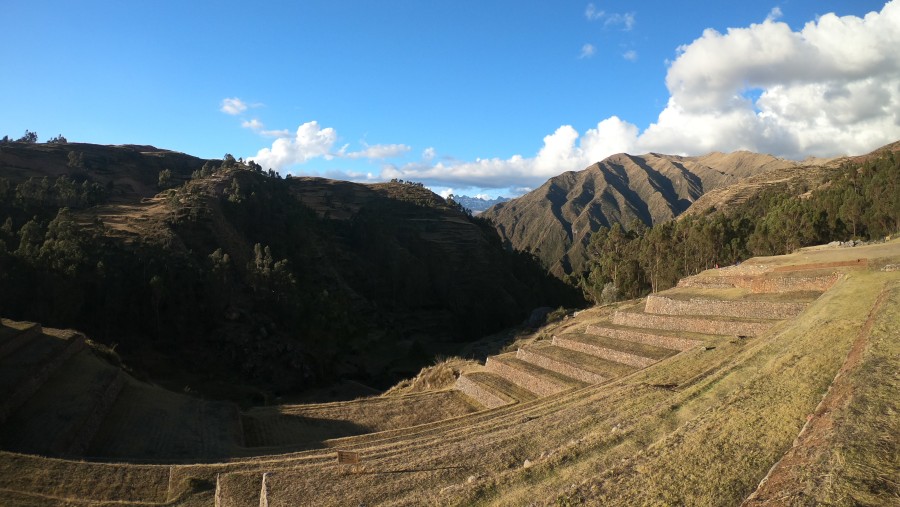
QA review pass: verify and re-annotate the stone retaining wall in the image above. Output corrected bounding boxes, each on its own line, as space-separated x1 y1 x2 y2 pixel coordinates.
585 324 701 351
551 336 656 368
0 333 86 423
678 273 840 293
516 348 606 384
612 311 774 337
454 375 510 409
0 323 42 359
485 356 565 397
55 369 126 455
645 295 808 319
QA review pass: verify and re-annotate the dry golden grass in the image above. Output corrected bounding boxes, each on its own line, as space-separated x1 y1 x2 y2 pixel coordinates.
383 356 482 396
0 241 897 506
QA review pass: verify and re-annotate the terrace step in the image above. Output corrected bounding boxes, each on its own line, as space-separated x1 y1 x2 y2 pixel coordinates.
551 333 675 368
644 293 810 319
0 321 42 360
584 323 706 351
0 330 86 423
454 371 538 409
612 310 776 337
485 353 586 397
0 351 125 456
517 344 636 383
677 272 841 293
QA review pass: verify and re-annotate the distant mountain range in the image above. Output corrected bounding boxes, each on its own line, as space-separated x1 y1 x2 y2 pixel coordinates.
448 194 511 214
480 151 803 277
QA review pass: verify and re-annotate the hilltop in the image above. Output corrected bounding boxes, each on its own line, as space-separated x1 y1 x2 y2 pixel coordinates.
481 150 797 277
0 141 582 401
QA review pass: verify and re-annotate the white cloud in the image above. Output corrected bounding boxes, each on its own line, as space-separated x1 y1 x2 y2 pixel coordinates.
585 3 635 30
342 143 411 160
220 97 248 115
605 12 636 30
646 0 900 158
249 121 337 170
585 3 604 21
241 118 264 130
579 43 596 59
622 49 638 61
247 2 900 193
248 121 411 171
767 7 783 22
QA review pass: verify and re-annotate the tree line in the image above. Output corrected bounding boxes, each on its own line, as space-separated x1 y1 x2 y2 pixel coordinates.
578 151 900 302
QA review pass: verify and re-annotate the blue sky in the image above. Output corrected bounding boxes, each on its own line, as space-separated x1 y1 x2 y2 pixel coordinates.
2 1 897 198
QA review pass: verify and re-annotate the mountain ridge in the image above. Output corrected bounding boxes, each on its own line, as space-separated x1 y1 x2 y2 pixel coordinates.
482 150 797 277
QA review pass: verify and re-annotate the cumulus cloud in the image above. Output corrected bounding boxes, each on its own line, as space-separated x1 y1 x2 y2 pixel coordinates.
249 121 412 170
220 97 248 115
646 1 900 158
379 2 900 191
766 7 783 22
247 2 900 194
622 49 638 61
579 43 596 59
249 121 338 170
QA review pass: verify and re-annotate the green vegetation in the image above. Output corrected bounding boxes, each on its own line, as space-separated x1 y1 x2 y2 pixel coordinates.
0 146 580 401
579 152 900 301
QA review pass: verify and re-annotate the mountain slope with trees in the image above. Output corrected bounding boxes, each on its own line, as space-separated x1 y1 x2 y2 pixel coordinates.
481 151 797 277
0 140 582 402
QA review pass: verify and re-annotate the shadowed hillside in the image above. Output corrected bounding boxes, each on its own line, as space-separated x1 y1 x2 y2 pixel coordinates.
481 151 796 277
0 142 583 401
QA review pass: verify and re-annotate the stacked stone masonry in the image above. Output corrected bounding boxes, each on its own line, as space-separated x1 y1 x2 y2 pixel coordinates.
0 324 43 359
550 336 657 368
516 347 607 384
454 375 510 409
0 333 86 423
678 272 841 293
55 370 126 455
612 311 775 337
644 295 809 319
585 325 701 351
485 356 568 397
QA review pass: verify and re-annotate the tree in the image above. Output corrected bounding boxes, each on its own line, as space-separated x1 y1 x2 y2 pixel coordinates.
158 169 173 189
67 151 85 169
16 130 38 143
47 134 67 144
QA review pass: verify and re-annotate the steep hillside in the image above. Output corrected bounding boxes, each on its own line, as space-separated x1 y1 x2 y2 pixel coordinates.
0 142 582 400
1 240 896 505
482 151 796 277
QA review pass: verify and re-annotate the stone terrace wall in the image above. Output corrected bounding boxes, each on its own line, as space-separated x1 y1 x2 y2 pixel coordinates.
0 333 86 423
454 375 509 409
484 356 566 397
645 295 809 319
516 348 606 384
612 311 775 337
56 370 126 455
0 323 42 359
550 336 655 369
585 325 701 351
678 273 840 293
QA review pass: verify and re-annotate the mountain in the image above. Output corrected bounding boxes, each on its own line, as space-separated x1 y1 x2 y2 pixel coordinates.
0 141 582 400
448 194 511 214
481 151 798 277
